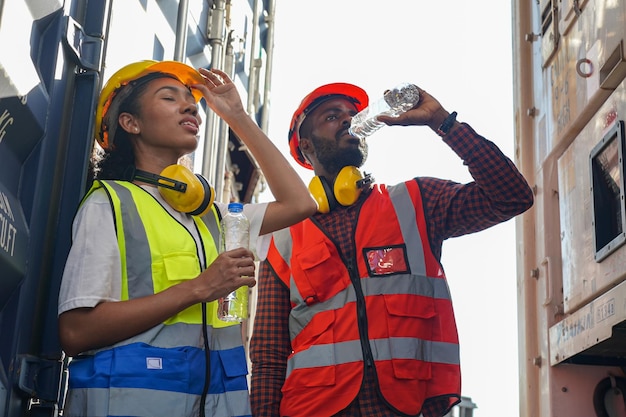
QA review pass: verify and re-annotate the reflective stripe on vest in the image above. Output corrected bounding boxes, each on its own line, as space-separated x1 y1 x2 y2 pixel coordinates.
285 272 453 340
65 387 250 417
268 180 461 416
287 337 459 374
389 182 426 276
64 181 251 417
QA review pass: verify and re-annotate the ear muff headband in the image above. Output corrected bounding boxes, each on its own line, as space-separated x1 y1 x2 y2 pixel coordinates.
308 166 373 213
133 169 188 192
133 165 215 217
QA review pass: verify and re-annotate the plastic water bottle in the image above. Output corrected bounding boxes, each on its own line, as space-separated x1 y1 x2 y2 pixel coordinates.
348 83 420 139
217 202 250 322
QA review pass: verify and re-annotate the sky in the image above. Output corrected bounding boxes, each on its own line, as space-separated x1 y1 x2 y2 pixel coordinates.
261 1 521 416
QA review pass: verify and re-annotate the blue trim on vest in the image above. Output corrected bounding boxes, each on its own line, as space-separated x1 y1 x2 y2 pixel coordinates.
68 342 248 394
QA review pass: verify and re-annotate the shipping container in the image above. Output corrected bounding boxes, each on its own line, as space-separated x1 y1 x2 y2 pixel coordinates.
513 0 626 416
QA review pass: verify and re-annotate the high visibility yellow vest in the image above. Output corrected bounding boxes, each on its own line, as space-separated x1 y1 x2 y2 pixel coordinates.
63 180 251 417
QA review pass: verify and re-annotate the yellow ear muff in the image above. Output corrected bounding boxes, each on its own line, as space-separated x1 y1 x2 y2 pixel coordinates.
308 166 367 213
158 165 215 217
308 175 335 214
333 166 364 207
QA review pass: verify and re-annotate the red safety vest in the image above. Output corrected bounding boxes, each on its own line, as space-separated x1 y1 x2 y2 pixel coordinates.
267 180 461 417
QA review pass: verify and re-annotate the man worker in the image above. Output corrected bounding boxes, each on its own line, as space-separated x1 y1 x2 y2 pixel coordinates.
250 82 534 417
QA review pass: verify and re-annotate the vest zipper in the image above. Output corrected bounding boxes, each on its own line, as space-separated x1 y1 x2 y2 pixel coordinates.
311 211 376 369
347 261 374 368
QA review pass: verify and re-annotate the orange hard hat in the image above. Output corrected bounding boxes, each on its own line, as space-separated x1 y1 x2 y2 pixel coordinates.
288 83 368 169
95 60 205 150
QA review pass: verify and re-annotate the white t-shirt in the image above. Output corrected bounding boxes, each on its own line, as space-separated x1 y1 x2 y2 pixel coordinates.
58 185 269 315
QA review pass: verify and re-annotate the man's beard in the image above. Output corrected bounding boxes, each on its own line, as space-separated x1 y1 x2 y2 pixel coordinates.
310 134 368 174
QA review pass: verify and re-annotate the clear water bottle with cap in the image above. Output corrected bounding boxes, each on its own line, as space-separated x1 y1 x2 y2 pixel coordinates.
217 202 250 322
348 83 420 139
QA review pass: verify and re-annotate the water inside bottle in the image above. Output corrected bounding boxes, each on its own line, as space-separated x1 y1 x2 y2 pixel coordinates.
383 83 420 113
349 83 420 139
217 287 249 322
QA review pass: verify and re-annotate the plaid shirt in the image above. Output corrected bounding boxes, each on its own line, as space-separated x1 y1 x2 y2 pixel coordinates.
250 123 533 417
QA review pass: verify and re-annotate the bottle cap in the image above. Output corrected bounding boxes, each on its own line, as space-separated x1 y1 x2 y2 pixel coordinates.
228 202 244 212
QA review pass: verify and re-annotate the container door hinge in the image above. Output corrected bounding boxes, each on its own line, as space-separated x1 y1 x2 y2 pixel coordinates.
63 15 103 71
16 354 64 412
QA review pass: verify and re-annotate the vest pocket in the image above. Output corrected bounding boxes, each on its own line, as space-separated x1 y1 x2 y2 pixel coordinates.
159 252 202 285
215 346 249 392
283 362 336 391
295 241 350 304
382 294 434 381
154 253 204 325
284 311 336 389
108 343 203 392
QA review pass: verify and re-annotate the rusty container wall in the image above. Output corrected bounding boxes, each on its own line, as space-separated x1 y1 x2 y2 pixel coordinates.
514 0 626 416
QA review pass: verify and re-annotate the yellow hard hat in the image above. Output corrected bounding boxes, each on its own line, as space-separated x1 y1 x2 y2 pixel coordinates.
95 60 205 150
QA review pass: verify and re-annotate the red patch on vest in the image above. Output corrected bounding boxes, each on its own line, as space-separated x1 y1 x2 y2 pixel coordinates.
364 246 409 276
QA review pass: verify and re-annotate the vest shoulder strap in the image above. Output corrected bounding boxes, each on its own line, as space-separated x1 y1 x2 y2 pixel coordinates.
199 203 221 243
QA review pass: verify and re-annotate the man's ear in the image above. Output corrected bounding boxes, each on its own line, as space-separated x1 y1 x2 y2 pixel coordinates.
118 112 139 134
299 136 312 155
298 136 316 166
